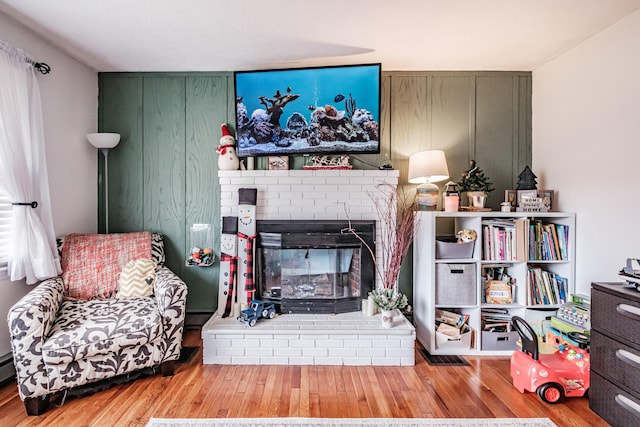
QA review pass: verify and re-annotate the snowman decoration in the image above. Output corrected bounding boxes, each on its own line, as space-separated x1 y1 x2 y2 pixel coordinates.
217 123 240 170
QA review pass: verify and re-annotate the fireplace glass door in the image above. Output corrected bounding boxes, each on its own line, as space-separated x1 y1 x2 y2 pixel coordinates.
256 220 375 314
262 246 361 301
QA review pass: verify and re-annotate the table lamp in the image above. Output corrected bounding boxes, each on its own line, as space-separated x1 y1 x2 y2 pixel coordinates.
408 150 450 211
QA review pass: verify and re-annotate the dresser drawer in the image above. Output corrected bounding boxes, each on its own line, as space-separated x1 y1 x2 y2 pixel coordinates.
590 371 640 427
592 288 640 344
591 330 640 391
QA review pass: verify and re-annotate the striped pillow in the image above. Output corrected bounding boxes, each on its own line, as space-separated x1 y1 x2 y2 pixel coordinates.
117 259 156 298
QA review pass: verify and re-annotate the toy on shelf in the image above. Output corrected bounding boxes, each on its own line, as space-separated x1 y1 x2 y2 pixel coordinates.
510 316 590 403
217 123 240 171
186 246 213 266
239 299 276 327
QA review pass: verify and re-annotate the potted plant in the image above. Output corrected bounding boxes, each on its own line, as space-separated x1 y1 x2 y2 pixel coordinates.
369 288 409 328
459 160 494 208
343 183 416 326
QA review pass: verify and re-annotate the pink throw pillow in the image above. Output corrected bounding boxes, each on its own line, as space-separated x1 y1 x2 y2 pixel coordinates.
61 232 152 300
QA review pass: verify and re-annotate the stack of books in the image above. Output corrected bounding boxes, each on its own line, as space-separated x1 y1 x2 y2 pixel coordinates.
481 307 512 332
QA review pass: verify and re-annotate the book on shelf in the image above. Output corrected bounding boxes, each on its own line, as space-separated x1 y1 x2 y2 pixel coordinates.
435 309 469 329
527 265 568 306
557 224 569 260
481 218 529 262
515 218 529 262
547 224 561 261
481 308 513 332
528 220 569 261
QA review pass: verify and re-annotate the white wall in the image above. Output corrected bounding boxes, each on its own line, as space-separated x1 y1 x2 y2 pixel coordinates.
533 10 640 296
0 11 98 355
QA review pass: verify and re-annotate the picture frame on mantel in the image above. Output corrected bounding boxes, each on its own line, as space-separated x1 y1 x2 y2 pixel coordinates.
504 190 517 209
517 190 537 207
538 190 554 211
267 156 289 170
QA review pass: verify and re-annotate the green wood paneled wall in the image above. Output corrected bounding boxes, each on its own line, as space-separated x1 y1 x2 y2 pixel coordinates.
98 71 531 317
98 73 232 316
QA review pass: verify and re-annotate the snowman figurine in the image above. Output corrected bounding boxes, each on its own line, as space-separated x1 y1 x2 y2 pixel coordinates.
217 123 240 171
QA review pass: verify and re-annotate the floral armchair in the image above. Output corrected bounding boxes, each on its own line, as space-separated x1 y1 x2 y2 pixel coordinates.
7 232 188 415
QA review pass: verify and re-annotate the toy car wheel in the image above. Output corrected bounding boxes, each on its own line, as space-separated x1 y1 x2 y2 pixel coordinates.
249 318 257 327
537 383 563 403
269 311 275 319
262 309 269 318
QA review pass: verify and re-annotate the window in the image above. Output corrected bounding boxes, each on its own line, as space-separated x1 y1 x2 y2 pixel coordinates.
0 188 11 275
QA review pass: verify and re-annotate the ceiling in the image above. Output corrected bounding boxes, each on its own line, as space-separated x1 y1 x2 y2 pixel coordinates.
1 0 640 72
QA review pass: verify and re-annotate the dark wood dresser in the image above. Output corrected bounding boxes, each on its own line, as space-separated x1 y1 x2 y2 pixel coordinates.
590 282 640 426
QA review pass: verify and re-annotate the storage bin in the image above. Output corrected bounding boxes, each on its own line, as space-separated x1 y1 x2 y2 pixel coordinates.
435 324 473 350
436 236 475 259
436 263 476 305
481 330 519 351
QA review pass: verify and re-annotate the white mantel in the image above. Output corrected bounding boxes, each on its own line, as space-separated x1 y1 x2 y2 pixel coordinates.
218 169 399 220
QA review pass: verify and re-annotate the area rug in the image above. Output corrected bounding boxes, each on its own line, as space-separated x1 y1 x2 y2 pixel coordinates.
146 417 557 427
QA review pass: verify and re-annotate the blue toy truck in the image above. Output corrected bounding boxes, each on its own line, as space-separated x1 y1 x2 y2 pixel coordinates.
239 299 276 326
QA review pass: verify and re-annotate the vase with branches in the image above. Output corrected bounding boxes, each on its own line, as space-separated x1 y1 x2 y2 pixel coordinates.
342 183 417 312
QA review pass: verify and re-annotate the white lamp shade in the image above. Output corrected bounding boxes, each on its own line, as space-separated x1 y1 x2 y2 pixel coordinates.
87 133 120 149
408 149 450 184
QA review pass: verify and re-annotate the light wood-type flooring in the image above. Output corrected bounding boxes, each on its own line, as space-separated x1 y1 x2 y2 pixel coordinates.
0 329 609 427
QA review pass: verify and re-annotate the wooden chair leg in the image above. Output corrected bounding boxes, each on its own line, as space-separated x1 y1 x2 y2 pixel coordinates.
24 395 49 416
161 360 175 376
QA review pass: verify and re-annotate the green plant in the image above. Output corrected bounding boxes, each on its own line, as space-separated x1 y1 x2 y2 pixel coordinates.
369 288 408 311
459 160 494 193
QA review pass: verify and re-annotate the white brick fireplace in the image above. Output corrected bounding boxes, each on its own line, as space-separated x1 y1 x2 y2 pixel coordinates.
219 168 400 290
202 169 416 366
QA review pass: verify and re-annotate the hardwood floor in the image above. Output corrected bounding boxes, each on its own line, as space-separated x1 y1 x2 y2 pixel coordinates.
0 329 609 427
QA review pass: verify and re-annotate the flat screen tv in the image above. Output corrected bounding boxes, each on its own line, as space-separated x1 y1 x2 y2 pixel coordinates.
234 63 381 157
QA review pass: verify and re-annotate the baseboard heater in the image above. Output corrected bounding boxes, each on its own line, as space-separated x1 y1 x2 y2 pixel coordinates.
0 352 16 385
185 311 215 328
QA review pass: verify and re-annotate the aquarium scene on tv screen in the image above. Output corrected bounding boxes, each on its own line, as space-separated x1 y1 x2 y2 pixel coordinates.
235 63 381 157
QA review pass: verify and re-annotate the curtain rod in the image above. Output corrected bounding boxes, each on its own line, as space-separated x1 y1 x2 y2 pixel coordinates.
0 40 51 75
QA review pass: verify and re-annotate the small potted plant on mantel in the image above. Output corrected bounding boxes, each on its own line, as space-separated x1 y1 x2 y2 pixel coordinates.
369 287 408 328
459 159 494 209
343 183 415 328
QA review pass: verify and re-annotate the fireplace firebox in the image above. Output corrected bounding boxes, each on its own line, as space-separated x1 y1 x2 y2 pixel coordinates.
256 220 375 314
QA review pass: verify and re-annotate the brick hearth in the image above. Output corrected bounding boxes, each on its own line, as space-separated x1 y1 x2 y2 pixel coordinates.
202 311 415 366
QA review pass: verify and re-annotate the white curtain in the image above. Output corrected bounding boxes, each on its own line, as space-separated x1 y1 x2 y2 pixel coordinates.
0 41 60 284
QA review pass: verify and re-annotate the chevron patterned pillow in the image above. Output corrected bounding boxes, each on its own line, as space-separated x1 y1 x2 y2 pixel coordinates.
117 259 156 298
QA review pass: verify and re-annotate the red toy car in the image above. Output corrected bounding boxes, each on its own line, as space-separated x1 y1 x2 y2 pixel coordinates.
510 316 590 403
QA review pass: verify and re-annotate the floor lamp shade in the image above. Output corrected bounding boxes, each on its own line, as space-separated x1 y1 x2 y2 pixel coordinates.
408 150 450 211
87 133 120 233
87 133 120 149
